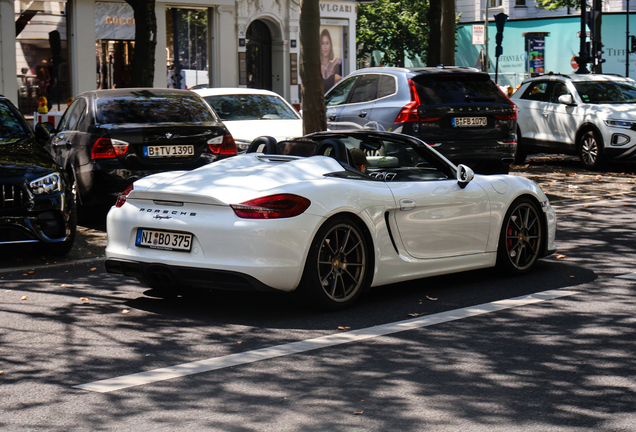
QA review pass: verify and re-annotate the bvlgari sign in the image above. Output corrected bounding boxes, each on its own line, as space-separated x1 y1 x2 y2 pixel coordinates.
96 2 135 40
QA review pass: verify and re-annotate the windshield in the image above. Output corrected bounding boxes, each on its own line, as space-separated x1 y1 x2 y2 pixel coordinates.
203 94 300 121
96 95 218 124
573 81 636 104
0 101 32 144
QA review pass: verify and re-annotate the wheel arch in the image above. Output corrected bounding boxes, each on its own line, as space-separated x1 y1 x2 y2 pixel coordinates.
507 193 551 258
575 122 604 152
309 211 377 291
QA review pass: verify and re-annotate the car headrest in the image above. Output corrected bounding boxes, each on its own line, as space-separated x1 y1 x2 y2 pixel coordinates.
246 136 278 154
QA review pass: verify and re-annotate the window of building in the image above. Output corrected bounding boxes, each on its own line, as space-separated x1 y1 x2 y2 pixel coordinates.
15 1 71 116
489 0 503 7
516 0 527 6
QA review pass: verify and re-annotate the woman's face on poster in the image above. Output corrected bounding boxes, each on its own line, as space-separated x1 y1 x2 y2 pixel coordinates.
321 34 331 57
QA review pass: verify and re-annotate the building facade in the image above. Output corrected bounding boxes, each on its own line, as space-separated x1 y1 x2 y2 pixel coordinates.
455 0 636 89
1 0 358 116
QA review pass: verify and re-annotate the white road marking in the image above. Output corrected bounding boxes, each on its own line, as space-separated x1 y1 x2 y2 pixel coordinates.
74 289 578 393
617 273 636 280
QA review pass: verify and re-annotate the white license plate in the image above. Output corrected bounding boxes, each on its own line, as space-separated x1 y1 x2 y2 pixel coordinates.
143 145 194 158
135 228 193 252
452 117 487 127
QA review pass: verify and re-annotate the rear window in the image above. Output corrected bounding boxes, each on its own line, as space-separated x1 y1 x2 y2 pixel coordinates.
412 74 509 105
96 94 217 124
0 100 31 143
203 94 299 121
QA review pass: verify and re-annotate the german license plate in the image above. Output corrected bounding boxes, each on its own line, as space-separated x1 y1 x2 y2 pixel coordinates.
135 228 193 252
143 145 194 158
452 117 487 127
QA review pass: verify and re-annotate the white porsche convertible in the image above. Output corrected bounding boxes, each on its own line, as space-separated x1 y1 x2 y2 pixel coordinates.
105 131 556 310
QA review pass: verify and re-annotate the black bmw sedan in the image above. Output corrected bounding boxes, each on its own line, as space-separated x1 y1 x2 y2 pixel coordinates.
0 95 75 256
45 89 236 208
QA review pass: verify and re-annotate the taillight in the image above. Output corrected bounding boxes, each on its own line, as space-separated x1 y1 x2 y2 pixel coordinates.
115 184 133 208
494 87 518 121
230 194 311 219
91 137 129 159
395 79 422 123
208 134 237 155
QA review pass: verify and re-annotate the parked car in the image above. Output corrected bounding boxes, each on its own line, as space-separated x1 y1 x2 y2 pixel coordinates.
324 67 518 174
44 88 236 208
511 73 636 169
0 95 75 255
105 130 556 310
194 88 303 152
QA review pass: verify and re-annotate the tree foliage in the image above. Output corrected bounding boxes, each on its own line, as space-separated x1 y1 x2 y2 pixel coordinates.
535 0 580 11
357 0 429 68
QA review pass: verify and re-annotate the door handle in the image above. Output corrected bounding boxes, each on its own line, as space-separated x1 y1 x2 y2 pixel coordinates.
358 111 367 118
328 114 337 121
399 199 416 210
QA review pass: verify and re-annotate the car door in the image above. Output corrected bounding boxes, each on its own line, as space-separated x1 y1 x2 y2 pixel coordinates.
387 179 491 259
325 75 358 130
516 80 551 142
366 74 399 131
543 81 579 150
48 98 87 167
335 74 380 129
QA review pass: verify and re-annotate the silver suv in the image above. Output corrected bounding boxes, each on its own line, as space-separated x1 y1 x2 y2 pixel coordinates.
325 67 518 174
511 73 636 169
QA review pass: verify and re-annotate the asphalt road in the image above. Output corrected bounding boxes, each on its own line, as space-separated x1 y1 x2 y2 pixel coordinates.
1 156 636 431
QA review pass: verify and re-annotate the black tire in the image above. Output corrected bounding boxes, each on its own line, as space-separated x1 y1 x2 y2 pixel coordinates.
293 216 371 310
513 128 527 165
496 197 543 274
579 130 605 170
38 191 77 256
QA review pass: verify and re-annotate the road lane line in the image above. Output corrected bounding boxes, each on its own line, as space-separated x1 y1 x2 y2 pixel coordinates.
74 289 578 393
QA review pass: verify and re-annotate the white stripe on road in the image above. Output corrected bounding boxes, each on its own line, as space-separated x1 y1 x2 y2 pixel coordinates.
74 289 578 393
617 273 636 280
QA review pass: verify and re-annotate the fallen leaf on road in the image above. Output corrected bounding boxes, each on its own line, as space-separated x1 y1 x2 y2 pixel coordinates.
426 296 437 301
556 254 567 259
21 296 27 300
570 275 575 278
89 267 97 272
337 326 351 331
80 297 88 302
354 411 364 415
408 313 422 317
28 271 35 274
0 371 4 375
122 309 130 314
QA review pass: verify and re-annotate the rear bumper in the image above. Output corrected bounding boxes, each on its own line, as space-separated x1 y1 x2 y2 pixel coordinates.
427 140 517 165
105 259 279 292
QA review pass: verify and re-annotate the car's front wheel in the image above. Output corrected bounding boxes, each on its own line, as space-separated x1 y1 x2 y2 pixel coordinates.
579 130 605 170
294 217 370 310
496 197 543 274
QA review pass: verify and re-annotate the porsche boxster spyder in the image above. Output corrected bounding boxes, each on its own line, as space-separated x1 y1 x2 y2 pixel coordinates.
105 131 556 310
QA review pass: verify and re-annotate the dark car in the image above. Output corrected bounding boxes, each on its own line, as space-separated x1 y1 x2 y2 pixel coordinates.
325 67 518 173
45 88 236 208
0 95 75 255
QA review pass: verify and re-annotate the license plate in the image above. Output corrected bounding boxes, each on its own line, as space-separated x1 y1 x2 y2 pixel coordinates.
452 117 487 127
143 145 194 158
135 228 193 252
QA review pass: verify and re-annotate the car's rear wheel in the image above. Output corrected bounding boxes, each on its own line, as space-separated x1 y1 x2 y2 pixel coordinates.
496 197 543 274
294 217 370 310
579 130 605 170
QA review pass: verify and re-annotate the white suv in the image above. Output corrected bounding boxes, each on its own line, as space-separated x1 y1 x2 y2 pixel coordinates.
511 73 636 169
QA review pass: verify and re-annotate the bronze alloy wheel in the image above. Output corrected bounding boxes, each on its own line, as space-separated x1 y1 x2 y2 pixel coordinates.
316 223 367 303
500 199 542 272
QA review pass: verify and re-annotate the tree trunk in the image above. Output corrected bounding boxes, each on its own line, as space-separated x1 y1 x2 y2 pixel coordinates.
126 0 157 87
427 1 441 66
440 0 455 66
299 0 326 135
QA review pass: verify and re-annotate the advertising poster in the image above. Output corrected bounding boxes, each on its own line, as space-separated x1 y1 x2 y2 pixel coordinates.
527 36 545 75
320 24 344 93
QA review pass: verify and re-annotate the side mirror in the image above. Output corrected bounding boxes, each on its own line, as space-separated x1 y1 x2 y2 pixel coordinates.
558 94 575 105
456 164 474 189
34 122 51 145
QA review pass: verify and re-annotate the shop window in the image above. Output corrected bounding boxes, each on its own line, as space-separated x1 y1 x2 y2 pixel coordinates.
166 8 211 89
16 1 71 116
